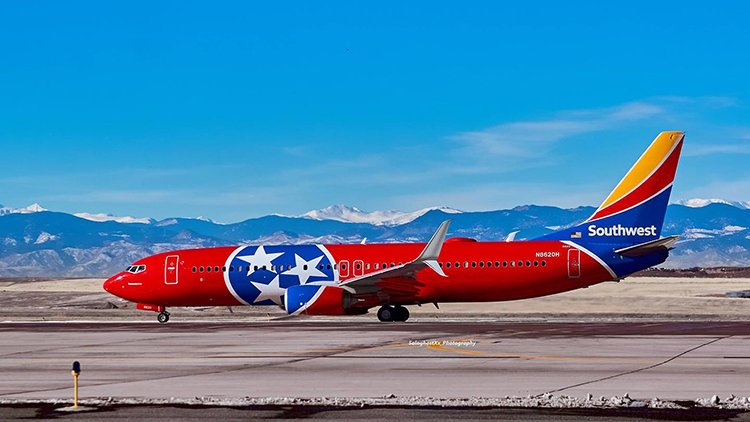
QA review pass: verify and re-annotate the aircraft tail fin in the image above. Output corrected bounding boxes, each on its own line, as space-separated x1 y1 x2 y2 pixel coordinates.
539 131 685 247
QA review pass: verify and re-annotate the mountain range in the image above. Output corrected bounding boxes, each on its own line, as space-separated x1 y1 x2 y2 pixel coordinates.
0 200 749 277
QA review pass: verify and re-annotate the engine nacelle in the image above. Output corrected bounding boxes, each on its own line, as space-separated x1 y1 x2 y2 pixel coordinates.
284 284 353 315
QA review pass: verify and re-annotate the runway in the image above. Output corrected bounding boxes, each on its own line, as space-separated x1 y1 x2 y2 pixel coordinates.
1 321 749 401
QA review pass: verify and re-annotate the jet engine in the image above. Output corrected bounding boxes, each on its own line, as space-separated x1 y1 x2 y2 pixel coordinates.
284 284 358 315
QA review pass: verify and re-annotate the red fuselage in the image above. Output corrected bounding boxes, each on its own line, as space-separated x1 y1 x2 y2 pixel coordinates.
103 239 613 310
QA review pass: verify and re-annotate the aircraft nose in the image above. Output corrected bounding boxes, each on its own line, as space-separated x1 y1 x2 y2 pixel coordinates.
103 273 124 294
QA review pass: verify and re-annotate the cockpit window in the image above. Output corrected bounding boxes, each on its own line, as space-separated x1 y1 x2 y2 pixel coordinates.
126 265 146 274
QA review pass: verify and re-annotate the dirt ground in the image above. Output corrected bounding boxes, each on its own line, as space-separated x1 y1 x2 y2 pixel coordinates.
1 276 749 322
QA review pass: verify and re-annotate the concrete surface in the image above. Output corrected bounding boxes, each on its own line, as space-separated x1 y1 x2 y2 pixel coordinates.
2 402 749 421
0 321 749 401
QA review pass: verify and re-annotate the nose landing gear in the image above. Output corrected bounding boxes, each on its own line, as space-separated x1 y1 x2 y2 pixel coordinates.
377 305 409 322
157 311 170 323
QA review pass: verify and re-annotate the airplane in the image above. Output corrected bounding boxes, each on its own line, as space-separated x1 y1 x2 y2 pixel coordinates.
104 131 685 323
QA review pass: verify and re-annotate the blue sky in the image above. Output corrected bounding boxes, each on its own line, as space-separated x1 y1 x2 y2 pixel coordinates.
1 1 749 222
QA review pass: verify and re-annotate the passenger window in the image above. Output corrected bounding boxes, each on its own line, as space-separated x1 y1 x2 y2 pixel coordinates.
518 261 523 267
446 262 451 268
503 261 507 267
341 264 346 270
255 266 259 271
398 262 403 266
214 266 219 272
271 265 275 272
438 262 443 267
374 263 380 270
199 267 204 272
192 267 197 273
526 261 531 267
534 261 538 267
261 265 266 271
229 266 234 272
487 261 492 267
510 261 515 267
390 263 395 268
455 261 460 268
479 261 484 268
222 266 226 272
327 264 331 270
207 266 212 273
542 261 547 267
365 263 370 270
495 261 500 267
237 266 242 272
355 263 361 270
464 262 469 268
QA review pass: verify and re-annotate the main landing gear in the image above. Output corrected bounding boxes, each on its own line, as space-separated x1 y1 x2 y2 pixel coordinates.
157 310 170 323
377 305 409 322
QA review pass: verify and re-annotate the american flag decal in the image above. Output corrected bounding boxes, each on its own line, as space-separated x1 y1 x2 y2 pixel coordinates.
571 231 582 239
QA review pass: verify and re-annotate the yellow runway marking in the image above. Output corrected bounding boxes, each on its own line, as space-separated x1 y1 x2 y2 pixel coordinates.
426 343 653 364
424 332 660 364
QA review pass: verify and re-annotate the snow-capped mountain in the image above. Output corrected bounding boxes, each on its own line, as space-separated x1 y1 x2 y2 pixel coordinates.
3 200 750 276
675 198 750 210
0 203 48 216
73 212 155 225
299 205 463 226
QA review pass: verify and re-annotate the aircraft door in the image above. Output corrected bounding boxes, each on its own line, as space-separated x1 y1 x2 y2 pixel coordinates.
353 260 364 277
567 249 580 278
165 255 179 284
339 260 349 278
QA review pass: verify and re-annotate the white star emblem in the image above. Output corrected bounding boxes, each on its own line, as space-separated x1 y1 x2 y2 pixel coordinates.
284 254 327 285
250 274 284 305
237 246 284 275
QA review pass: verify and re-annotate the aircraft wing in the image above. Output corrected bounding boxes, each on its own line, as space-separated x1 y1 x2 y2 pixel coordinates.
338 220 451 291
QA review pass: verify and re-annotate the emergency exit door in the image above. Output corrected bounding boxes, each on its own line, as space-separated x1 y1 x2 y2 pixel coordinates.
165 255 179 284
567 249 580 278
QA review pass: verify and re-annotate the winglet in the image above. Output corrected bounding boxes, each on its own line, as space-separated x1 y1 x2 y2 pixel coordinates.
424 260 447 277
504 231 519 242
417 219 452 261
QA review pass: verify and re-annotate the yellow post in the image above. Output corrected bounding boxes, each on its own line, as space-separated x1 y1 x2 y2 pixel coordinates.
71 371 79 408
70 361 81 409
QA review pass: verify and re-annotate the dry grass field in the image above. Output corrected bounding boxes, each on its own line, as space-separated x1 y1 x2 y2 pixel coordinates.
0 276 749 321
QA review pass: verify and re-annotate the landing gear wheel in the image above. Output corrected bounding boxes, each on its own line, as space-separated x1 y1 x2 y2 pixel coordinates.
157 311 170 323
394 306 409 322
377 305 395 322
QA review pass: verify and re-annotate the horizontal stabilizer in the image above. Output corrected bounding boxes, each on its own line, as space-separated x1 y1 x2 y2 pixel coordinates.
614 235 680 257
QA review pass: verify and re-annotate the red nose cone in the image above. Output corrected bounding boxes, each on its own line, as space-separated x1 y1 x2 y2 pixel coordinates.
103 274 122 293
